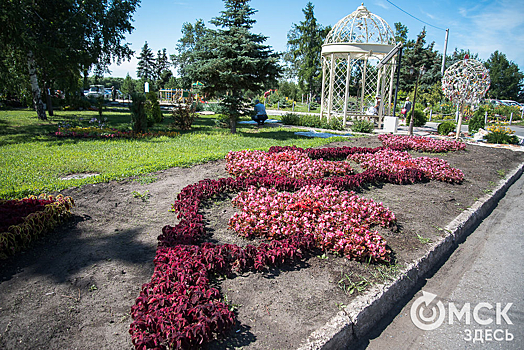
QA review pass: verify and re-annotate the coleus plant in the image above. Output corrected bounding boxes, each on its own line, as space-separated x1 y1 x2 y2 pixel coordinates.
0 194 75 259
130 143 465 349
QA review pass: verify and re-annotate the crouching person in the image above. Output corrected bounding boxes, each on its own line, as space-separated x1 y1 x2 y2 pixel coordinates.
252 99 268 126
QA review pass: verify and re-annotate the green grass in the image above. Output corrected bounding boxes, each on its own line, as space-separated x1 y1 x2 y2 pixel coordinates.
0 108 345 198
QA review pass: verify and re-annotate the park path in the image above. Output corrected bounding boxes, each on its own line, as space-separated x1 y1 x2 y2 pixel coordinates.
357 173 524 350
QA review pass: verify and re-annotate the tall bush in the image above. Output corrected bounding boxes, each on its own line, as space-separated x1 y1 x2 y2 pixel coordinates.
469 107 486 133
406 109 427 127
130 93 147 134
144 91 163 126
171 95 198 130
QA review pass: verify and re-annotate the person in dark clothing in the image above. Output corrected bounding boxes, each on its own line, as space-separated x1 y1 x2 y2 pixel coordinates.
252 99 268 126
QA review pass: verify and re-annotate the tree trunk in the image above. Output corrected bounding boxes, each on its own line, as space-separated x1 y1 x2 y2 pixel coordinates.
27 50 46 120
45 86 54 117
230 117 237 134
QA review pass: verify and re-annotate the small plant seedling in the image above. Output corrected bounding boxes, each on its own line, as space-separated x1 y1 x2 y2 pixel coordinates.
497 169 506 179
416 233 431 244
132 190 150 201
335 302 348 310
89 284 98 292
338 272 370 295
222 294 242 312
317 252 329 260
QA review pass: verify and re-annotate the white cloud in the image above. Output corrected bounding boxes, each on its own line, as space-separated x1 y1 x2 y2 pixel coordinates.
107 57 138 78
420 9 436 20
374 0 389 10
458 2 524 68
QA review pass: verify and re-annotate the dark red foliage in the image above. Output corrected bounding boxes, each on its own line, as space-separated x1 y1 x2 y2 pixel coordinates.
268 145 384 160
129 146 431 349
0 198 55 232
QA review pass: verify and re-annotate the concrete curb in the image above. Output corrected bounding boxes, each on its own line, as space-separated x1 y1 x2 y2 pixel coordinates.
298 160 524 350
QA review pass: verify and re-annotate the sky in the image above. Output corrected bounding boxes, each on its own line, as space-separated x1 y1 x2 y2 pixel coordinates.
107 0 524 78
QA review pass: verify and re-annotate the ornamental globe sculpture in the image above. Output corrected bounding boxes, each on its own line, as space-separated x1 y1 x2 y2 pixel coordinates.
320 3 398 127
442 55 490 139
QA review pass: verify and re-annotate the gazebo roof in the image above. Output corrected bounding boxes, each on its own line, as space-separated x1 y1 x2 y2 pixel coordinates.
324 3 395 46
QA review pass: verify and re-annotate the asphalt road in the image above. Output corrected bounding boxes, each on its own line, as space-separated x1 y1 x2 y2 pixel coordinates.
355 173 524 350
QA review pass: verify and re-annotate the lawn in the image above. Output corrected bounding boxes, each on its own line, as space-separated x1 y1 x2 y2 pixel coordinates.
0 108 341 199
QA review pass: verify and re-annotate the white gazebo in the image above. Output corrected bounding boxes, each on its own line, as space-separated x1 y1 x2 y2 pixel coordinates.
320 3 398 127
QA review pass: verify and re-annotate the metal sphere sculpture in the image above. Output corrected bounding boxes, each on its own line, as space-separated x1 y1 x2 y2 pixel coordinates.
442 55 490 106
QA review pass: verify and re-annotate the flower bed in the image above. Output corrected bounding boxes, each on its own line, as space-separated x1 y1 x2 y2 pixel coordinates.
0 194 75 259
129 143 466 349
226 150 353 178
55 127 179 139
230 185 393 262
349 149 464 183
378 134 466 152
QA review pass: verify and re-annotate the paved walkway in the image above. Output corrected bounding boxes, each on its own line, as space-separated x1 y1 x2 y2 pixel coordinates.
356 173 524 350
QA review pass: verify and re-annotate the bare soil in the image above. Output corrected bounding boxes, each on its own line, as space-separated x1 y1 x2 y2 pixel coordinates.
0 137 523 350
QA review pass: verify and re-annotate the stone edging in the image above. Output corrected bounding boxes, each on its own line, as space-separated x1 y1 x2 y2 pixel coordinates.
298 160 524 350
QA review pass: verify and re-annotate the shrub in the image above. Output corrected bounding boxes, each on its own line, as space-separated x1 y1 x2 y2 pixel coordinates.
214 114 230 128
281 113 300 125
350 119 375 133
144 91 163 127
469 109 486 134
406 109 427 127
486 124 519 144
299 114 320 127
320 118 343 131
204 103 228 114
130 93 147 134
438 121 455 136
485 131 519 144
171 96 198 130
281 113 343 131
192 100 204 112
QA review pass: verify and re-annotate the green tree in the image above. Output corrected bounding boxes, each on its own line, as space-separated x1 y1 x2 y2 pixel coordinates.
185 0 281 134
154 48 172 89
173 19 208 88
399 28 441 96
121 73 136 99
286 2 329 102
394 22 408 44
137 42 156 83
0 0 139 120
485 51 523 100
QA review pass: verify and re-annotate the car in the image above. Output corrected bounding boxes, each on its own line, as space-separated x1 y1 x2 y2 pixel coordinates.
500 100 524 111
486 98 504 106
85 85 105 99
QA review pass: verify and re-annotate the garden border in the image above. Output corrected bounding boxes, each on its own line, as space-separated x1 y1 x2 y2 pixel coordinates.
298 159 524 350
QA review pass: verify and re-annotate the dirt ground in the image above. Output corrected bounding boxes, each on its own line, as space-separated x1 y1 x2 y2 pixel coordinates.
0 136 523 350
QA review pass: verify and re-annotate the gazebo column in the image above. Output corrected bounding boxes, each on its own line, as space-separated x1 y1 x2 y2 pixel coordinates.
378 68 387 128
360 56 368 114
342 55 351 126
327 53 336 121
387 60 396 115
320 56 327 120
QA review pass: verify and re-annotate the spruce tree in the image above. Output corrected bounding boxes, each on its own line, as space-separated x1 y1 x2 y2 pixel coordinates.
186 0 281 133
137 42 156 82
286 2 329 102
